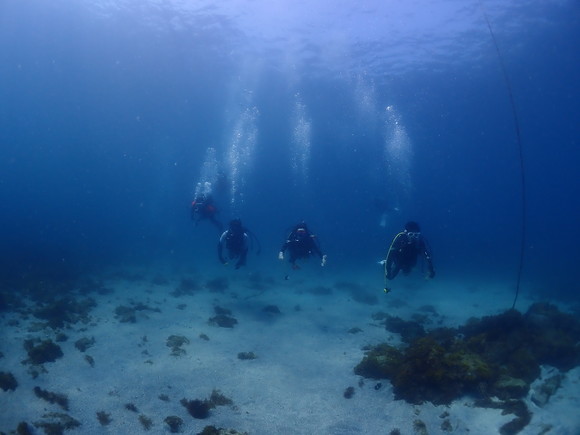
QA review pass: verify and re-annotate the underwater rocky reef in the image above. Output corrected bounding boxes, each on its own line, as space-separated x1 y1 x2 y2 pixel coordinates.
355 302 580 434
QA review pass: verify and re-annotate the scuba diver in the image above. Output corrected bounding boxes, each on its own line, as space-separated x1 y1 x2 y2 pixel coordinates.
383 221 435 292
278 221 327 273
190 194 223 232
218 218 261 269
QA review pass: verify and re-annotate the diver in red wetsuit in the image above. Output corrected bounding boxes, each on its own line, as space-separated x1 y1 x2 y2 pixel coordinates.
190 194 223 232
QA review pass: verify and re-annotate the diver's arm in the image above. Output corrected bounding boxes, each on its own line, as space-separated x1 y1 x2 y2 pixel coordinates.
280 239 291 253
310 237 323 258
278 240 289 260
309 237 327 265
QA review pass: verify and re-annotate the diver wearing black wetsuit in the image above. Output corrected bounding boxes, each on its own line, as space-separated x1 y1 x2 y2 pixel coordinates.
278 222 327 269
385 221 435 280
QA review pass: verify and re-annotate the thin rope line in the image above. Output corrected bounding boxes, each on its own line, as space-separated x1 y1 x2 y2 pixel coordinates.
479 1 527 309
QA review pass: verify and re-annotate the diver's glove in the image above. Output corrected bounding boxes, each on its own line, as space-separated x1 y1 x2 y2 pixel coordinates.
278 251 284 261
321 254 327 267
378 260 386 265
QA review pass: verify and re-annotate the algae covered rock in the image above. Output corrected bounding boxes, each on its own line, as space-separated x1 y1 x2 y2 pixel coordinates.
356 335 494 405
74 336 95 352
208 307 238 328
164 415 183 433
33 386 69 410
530 372 563 407
167 335 190 356
237 352 257 360
389 336 492 405
0 371 18 391
354 343 402 379
24 339 63 365
32 297 96 329
492 376 529 400
354 302 580 407
198 426 248 435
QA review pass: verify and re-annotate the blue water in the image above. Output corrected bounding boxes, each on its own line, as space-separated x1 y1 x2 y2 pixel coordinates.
1 0 579 301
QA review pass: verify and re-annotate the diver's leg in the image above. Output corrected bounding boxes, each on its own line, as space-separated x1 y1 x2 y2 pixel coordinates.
289 252 300 269
236 249 248 269
386 258 400 280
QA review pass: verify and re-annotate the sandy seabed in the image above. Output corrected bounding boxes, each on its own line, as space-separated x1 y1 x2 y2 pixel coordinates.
1 265 579 435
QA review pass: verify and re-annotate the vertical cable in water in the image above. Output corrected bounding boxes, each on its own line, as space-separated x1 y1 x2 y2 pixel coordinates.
478 1 527 309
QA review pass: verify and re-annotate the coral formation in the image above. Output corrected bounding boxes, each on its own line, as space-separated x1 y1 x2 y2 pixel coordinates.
125 403 139 412
209 306 238 328
181 390 233 419
16 421 33 435
31 297 96 329
413 419 428 435
114 301 161 323
343 386 355 399
383 314 426 343
358 303 580 404
209 314 238 327
74 336 95 352
34 386 69 410
55 333 68 342
167 335 190 356
84 355 95 367
164 415 184 433
474 398 531 435
440 417 453 432
237 352 257 360
181 398 211 419
24 339 64 365
139 414 153 430
354 343 403 380
0 371 18 391
214 306 231 315
114 305 137 323
531 372 563 407
198 426 248 435
209 389 233 407
33 412 81 434
96 411 112 425
355 303 580 432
